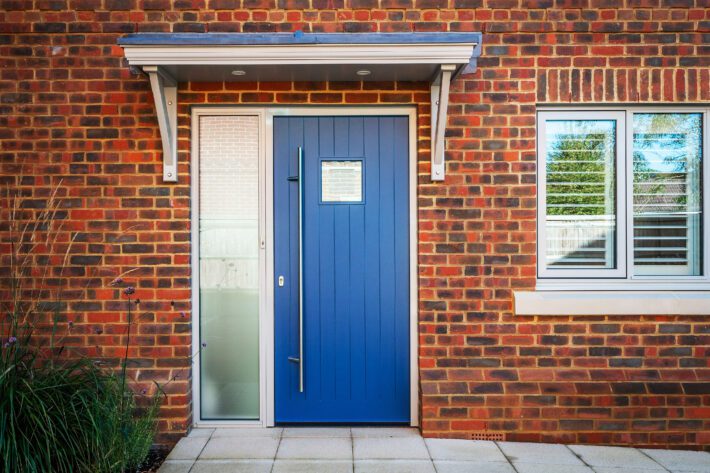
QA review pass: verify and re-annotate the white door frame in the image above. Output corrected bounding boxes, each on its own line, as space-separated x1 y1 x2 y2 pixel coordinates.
191 106 419 428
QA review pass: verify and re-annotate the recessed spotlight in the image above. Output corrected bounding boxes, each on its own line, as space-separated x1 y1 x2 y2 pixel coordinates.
231 70 246 76
356 69 371 76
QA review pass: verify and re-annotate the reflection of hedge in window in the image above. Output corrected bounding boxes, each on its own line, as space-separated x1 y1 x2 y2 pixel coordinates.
544 120 617 269
546 124 616 217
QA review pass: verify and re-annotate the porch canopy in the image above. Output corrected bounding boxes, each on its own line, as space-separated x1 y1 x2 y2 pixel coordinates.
118 32 482 182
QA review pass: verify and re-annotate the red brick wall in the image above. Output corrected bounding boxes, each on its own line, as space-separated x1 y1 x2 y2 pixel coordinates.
1 1 709 449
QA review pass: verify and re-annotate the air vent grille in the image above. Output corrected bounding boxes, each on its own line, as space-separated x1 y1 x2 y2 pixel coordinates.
469 432 505 441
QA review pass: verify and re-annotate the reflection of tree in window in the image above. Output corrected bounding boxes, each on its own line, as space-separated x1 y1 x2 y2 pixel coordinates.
547 131 613 216
633 113 702 276
545 120 616 268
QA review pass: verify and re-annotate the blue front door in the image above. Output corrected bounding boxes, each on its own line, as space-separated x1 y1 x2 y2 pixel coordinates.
274 116 410 423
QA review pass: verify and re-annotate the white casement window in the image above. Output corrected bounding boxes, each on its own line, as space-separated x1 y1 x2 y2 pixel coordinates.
537 108 709 289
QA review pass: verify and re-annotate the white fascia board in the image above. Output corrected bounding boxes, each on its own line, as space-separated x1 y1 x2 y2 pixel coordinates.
122 43 477 66
514 290 710 316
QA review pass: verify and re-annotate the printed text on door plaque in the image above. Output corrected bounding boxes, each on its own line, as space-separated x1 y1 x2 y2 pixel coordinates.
321 160 363 203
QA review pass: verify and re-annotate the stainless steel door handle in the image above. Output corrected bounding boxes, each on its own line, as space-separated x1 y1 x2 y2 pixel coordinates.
296 146 305 393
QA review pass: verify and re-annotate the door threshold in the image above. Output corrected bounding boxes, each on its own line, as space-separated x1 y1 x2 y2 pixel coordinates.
194 421 266 429
276 422 412 427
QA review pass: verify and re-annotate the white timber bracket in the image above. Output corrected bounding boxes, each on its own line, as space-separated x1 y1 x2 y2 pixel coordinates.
143 65 178 182
430 64 457 181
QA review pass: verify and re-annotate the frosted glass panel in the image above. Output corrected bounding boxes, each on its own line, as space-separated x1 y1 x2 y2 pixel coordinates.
199 115 260 420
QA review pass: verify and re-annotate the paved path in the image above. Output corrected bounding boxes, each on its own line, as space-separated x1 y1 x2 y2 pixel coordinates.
159 427 710 473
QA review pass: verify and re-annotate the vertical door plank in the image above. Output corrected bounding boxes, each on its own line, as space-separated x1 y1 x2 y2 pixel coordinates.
349 117 367 400
303 116 322 400
317 117 336 400
332 116 352 399
363 116 382 401
393 116 410 407
378 116 397 399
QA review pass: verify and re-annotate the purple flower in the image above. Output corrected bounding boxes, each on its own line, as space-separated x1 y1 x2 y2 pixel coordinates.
123 286 135 296
141 388 147 395
110 277 124 286
180 311 186 318
8 336 17 344
94 328 103 335
3 343 9 348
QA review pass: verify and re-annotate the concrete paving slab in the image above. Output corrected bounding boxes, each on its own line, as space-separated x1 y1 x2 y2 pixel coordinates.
513 462 595 473
211 427 282 439
199 437 280 460
282 427 351 438
434 460 517 473
592 468 665 473
355 460 436 473
190 459 273 473
166 437 209 460
641 448 710 472
426 439 507 463
354 437 430 460
157 460 193 473
568 445 665 470
277 437 353 460
187 428 215 438
351 427 420 438
272 460 353 473
498 441 586 465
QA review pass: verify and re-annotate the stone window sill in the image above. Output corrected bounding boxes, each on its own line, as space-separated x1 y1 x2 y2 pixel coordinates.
513 291 710 316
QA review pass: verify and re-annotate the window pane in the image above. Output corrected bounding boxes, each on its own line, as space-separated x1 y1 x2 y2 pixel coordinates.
545 120 617 269
633 113 703 276
199 115 260 420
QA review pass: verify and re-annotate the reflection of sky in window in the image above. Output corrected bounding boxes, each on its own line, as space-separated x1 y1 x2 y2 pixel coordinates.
546 120 615 164
633 114 701 174
634 133 695 173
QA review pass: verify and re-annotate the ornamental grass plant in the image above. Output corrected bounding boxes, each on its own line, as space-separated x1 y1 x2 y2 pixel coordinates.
0 183 162 473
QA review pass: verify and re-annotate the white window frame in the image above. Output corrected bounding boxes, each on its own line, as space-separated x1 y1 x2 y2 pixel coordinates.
537 110 627 279
537 106 710 291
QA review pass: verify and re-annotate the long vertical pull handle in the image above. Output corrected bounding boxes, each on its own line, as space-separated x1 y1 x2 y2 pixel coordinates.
296 146 306 393
287 146 304 393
